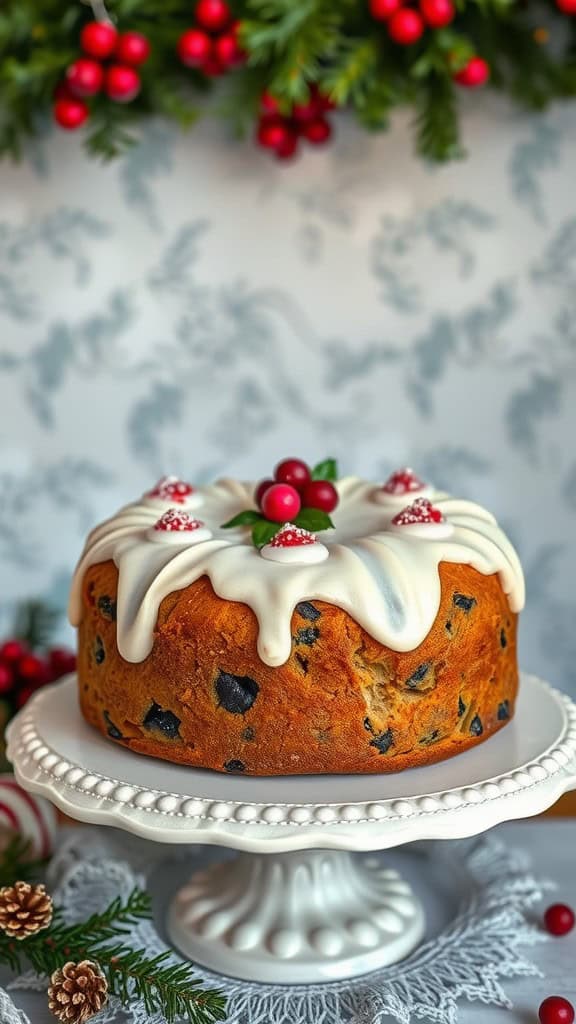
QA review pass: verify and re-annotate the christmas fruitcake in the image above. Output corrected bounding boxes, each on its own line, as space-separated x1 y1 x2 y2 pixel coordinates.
69 459 525 776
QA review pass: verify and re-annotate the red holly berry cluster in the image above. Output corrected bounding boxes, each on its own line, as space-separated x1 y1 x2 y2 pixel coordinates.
255 459 339 523
177 0 244 77
256 86 336 161
368 0 489 88
0 640 76 711
54 21 151 131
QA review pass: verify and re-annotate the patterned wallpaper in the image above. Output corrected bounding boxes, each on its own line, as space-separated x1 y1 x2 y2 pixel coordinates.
1 97 575 693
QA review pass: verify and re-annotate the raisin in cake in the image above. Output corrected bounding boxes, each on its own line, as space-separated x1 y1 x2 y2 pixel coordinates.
69 463 525 776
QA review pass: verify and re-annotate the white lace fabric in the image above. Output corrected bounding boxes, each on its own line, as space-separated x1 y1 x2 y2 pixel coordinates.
3 829 550 1024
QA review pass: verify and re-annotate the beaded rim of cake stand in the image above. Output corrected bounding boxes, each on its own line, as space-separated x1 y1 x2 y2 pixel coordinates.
6 674 576 833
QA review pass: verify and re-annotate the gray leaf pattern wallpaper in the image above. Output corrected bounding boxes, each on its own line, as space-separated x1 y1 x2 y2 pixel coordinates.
1 98 575 693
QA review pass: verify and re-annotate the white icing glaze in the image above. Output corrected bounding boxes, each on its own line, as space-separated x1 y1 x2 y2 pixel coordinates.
372 485 433 507
389 521 454 540
68 476 526 669
147 525 213 546
261 541 329 564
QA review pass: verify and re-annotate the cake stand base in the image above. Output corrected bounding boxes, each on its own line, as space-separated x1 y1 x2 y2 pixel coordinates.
167 849 424 983
6 673 576 984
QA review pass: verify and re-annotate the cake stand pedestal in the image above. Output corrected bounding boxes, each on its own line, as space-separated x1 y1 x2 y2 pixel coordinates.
6 673 576 985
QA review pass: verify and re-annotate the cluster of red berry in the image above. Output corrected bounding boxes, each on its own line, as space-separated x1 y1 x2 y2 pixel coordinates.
369 0 489 87
54 21 151 131
256 86 336 161
255 459 339 523
177 0 244 77
0 640 76 711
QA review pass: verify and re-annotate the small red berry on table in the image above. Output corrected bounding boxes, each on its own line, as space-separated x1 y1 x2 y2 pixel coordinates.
66 58 104 97
302 117 332 144
301 480 339 513
369 0 404 19
80 20 118 59
195 0 231 33
388 8 425 43
261 483 302 522
544 903 575 936
539 996 575 1024
53 97 89 130
18 654 47 683
556 0 576 13
178 29 213 67
274 459 311 490
454 56 490 87
255 479 275 507
0 640 27 663
420 0 455 27
115 31 151 66
105 65 141 102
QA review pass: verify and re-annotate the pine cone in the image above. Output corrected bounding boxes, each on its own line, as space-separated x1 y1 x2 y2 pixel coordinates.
48 960 108 1024
0 881 53 939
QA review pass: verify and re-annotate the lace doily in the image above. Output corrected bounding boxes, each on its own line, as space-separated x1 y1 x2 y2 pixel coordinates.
3 828 551 1024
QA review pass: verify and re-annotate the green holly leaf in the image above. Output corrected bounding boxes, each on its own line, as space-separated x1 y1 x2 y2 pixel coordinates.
221 509 263 528
252 520 281 548
292 508 335 532
311 458 338 482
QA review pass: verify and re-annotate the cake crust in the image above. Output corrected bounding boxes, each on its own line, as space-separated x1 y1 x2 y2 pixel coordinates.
78 559 519 775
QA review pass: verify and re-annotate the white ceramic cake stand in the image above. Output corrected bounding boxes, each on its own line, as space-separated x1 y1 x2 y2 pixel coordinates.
6 673 576 985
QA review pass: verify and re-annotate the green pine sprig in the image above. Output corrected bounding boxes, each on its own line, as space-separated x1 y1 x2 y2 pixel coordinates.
0 887 227 1024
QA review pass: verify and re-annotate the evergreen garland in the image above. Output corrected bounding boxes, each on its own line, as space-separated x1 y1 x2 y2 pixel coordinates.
0 0 575 161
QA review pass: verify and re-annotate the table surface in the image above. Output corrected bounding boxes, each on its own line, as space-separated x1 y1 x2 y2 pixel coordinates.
2 819 575 1023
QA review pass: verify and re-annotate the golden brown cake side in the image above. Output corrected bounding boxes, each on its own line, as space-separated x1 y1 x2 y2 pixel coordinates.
77 560 518 775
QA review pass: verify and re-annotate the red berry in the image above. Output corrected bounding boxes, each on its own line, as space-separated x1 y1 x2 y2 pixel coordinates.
420 0 454 27
370 0 404 19
556 0 576 12
0 640 27 663
293 91 323 122
454 56 490 87
66 58 104 98
0 664 14 696
201 57 225 75
195 0 231 32
257 116 290 150
539 997 575 1024
115 31 151 66
48 647 77 678
260 91 280 115
544 904 575 937
388 8 425 43
105 65 141 102
274 458 311 490
275 129 299 160
261 483 301 522
80 20 118 59
178 28 213 66
255 479 275 507
302 117 332 144
214 31 244 67
301 480 339 513
54 97 89 130
18 654 47 682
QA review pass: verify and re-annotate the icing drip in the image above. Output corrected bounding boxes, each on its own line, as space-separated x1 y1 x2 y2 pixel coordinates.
68 476 526 669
